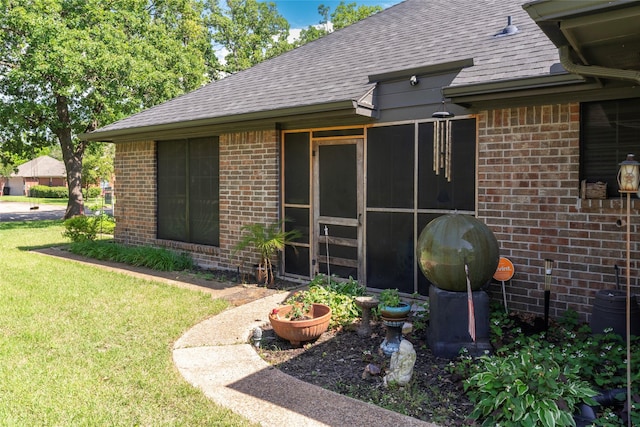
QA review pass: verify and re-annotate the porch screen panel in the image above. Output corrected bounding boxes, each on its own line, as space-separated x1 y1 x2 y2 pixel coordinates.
284 132 310 205
366 211 414 293
418 119 475 211
158 140 187 241
285 207 309 243
188 137 219 246
284 132 310 276
367 125 414 208
319 144 356 218
284 245 310 276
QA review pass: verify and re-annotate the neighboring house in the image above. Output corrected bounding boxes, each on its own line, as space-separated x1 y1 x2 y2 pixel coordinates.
6 156 67 196
82 0 640 321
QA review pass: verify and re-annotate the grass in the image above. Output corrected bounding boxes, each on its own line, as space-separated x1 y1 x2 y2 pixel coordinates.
0 220 256 426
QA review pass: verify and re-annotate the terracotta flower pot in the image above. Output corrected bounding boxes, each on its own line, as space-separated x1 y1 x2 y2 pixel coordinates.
269 303 332 346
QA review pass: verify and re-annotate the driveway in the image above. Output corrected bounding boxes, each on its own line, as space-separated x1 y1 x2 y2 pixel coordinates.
0 201 67 221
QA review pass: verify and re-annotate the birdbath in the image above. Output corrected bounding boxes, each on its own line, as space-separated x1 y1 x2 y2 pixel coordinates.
380 316 408 356
355 296 379 337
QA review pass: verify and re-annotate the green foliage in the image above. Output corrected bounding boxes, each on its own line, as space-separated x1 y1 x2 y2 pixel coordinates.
29 185 68 198
208 0 291 73
285 274 366 328
378 288 402 308
82 187 102 199
82 143 114 188
233 219 301 285
62 213 115 242
68 240 194 271
464 348 598 426
0 0 215 216
451 305 640 426
331 1 383 30
62 216 100 242
295 1 383 46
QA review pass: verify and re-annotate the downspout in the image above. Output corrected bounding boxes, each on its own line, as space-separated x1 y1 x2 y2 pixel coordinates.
559 45 640 84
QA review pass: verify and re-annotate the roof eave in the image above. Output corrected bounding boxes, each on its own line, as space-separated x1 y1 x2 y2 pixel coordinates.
81 99 369 142
444 72 590 103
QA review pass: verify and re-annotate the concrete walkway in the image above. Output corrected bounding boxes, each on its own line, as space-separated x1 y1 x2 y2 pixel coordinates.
173 292 438 427
33 238 439 427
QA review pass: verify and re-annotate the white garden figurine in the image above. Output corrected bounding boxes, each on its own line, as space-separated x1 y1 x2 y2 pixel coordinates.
383 339 416 386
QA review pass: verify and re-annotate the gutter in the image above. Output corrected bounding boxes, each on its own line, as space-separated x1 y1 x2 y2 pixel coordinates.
558 45 640 84
80 99 365 142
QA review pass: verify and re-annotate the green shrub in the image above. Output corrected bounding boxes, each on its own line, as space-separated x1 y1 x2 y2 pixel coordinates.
464 347 598 426
62 216 99 242
68 240 194 271
29 185 68 198
285 274 366 328
82 186 102 199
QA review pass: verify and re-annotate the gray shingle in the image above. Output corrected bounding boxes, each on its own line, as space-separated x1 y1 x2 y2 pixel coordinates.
91 0 558 136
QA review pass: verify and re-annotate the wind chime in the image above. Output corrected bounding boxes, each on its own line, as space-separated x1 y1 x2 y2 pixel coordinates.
432 99 454 182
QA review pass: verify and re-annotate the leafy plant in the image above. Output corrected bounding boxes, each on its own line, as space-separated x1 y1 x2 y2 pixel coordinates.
233 219 301 285
68 240 193 271
284 274 366 328
464 347 598 426
378 288 402 308
62 216 100 242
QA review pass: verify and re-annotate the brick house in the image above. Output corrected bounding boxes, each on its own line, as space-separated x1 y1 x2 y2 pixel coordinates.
83 0 640 321
4 156 67 196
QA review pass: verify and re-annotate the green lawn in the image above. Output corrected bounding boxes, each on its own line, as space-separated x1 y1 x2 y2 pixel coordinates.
0 220 256 426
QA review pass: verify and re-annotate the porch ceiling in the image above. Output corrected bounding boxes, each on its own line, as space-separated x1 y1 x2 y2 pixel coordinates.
524 0 640 73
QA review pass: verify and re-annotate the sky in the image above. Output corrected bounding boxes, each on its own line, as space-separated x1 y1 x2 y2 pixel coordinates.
271 0 403 29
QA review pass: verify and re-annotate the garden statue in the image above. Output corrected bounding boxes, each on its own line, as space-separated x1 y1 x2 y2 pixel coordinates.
383 339 416 387
416 213 498 358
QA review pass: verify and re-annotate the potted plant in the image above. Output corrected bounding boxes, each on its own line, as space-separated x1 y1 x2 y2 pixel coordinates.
268 303 332 347
378 288 411 318
233 219 301 285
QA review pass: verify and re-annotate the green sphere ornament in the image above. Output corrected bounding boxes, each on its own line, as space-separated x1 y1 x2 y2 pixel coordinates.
417 214 499 292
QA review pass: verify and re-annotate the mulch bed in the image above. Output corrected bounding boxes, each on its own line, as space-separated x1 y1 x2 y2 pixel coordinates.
257 317 476 426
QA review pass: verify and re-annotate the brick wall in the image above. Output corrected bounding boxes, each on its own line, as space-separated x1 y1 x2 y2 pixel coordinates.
219 130 280 272
113 129 280 272
478 103 639 321
114 141 157 246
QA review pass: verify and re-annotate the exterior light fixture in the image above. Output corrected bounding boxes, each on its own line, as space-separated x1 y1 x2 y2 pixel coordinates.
617 154 640 192
617 153 638 427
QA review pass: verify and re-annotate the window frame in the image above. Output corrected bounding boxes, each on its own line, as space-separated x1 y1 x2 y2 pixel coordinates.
156 136 220 246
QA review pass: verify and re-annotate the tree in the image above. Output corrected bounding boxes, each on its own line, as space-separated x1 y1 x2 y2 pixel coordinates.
207 0 291 73
0 0 216 218
331 1 382 30
296 1 382 46
82 143 114 191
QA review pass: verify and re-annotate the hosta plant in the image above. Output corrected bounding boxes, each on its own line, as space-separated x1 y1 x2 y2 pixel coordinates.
464 347 598 427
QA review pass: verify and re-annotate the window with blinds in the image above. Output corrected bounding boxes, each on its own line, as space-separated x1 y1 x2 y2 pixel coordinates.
581 98 640 198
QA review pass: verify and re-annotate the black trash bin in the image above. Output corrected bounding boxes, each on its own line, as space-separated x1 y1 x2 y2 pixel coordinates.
2 186 9 195
104 187 113 205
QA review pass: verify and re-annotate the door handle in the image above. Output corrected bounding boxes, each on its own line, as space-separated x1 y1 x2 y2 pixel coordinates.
358 213 362 226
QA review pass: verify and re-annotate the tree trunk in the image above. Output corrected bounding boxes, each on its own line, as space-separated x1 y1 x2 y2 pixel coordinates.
55 95 86 219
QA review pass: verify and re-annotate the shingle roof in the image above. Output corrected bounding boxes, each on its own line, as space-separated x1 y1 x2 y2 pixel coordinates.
88 0 559 138
13 156 66 178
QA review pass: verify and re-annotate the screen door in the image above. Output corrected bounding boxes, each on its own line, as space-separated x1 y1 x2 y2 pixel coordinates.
313 138 364 280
